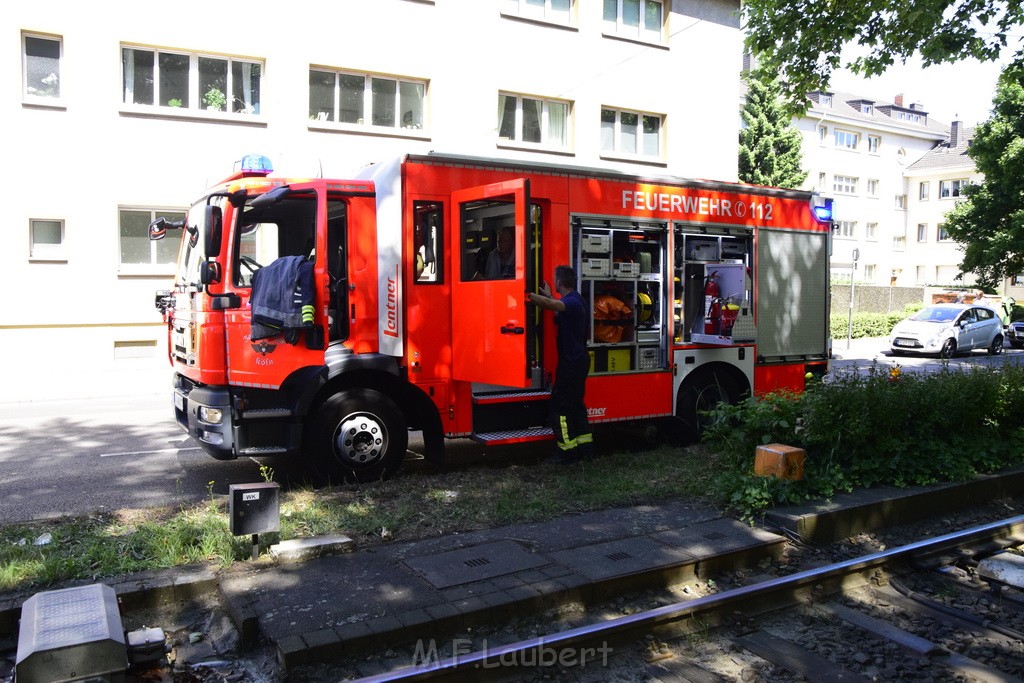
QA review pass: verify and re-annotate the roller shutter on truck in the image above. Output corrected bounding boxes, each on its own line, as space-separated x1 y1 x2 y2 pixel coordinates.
756 228 829 361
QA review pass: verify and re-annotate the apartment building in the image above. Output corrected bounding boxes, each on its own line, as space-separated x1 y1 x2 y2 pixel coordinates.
795 91 949 286
8 0 744 402
902 121 982 288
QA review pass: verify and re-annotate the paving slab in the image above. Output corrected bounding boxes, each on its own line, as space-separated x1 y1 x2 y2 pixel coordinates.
404 540 551 589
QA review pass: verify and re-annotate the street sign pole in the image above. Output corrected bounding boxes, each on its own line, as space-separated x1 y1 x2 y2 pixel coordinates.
847 248 860 349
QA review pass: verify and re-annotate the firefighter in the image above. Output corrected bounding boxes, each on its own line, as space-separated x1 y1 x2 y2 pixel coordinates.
528 265 594 463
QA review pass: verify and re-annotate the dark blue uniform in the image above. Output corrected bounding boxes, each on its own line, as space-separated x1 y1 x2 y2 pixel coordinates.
552 289 593 456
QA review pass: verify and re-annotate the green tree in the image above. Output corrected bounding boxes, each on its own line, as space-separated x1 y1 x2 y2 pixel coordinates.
943 70 1024 287
744 0 1024 111
738 67 808 189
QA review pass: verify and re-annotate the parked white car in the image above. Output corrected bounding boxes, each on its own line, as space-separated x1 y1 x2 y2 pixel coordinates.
889 303 1004 358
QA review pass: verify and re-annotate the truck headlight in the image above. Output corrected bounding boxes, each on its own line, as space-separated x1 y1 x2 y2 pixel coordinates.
199 407 224 423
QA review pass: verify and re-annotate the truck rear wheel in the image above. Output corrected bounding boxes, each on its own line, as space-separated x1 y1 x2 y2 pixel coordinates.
675 368 737 443
306 388 408 483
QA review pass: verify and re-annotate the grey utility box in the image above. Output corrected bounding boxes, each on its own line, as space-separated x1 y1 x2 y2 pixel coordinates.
229 482 281 536
16 583 128 683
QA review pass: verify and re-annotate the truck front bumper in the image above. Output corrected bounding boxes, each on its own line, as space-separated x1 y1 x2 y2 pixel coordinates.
173 376 235 460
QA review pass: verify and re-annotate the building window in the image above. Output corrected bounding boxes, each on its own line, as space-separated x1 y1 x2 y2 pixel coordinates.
895 194 907 210
833 129 859 149
939 179 968 198
867 135 880 153
818 126 827 143
30 219 65 260
119 208 184 268
895 110 925 124
504 0 573 24
918 181 930 201
865 222 878 241
833 175 858 195
916 265 928 284
917 223 928 242
835 220 855 238
122 46 262 115
893 235 906 251
23 33 61 100
817 172 827 190
602 0 664 42
600 107 661 159
937 224 951 241
819 94 833 107
860 103 874 115
309 69 425 130
863 264 876 279
1012 274 1024 286
867 179 879 196
498 93 570 148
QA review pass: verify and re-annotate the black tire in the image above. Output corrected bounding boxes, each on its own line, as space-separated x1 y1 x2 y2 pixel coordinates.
676 369 738 443
305 389 407 483
939 338 957 359
989 335 1004 355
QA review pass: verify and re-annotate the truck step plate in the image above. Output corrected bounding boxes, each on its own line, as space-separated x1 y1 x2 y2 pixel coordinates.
471 427 553 445
472 391 550 405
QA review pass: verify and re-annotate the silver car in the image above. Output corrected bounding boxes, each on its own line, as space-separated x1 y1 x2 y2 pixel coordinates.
889 303 1004 358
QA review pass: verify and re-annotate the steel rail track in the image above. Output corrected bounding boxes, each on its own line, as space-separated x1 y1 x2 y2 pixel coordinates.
350 513 1024 682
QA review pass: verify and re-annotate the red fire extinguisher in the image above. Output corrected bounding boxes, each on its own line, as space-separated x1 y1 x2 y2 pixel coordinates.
704 272 720 334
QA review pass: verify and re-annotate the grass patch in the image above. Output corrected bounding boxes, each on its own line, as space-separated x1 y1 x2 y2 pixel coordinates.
0 444 716 593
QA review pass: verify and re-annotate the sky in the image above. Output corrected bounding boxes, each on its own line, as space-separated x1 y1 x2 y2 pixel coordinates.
827 52 1011 128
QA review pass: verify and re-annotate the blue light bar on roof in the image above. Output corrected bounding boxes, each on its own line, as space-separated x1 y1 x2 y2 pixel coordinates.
812 197 833 222
236 154 274 175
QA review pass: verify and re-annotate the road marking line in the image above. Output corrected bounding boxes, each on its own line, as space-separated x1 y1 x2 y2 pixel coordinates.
100 447 201 458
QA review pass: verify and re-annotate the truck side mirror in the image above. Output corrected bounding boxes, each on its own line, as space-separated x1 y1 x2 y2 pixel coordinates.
204 205 223 258
149 217 168 241
200 261 222 286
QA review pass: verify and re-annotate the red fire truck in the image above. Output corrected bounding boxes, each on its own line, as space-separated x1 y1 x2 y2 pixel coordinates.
151 153 832 482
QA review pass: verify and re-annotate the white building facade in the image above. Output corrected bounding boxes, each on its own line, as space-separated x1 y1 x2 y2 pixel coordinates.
8 0 743 403
795 91 950 287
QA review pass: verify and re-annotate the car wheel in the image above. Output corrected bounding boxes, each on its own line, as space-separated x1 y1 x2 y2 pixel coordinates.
989 335 1004 355
305 388 408 483
939 338 957 359
675 368 741 443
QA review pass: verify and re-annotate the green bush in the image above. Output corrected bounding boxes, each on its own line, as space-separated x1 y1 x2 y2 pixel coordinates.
830 302 923 340
703 362 1024 520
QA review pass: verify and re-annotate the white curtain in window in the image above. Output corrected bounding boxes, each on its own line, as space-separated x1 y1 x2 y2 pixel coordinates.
548 102 567 146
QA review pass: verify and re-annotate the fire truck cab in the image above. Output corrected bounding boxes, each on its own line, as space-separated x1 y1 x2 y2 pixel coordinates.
152 153 832 482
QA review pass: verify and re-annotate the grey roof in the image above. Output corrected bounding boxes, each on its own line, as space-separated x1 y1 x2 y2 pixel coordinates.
906 124 976 171
804 90 950 138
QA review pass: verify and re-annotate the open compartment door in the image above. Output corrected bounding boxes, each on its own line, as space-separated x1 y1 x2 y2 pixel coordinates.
451 179 530 388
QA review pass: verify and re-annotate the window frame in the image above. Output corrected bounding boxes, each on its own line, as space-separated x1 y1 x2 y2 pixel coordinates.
23 32 62 104
835 220 855 238
497 92 571 151
309 68 427 135
29 218 66 262
867 135 880 153
121 45 264 117
917 223 928 242
832 175 858 195
602 0 665 44
895 194 907 210
937 223 952 242
939 178 968 199
893 235 906 252
866 179 879 197
918 181 930 201
600 106 663 162
865 222 878 241
118 206 185 274
833 129 859 150
502 0 575 26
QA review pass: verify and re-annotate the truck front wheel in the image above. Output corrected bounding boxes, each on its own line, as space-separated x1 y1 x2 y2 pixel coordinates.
306 389 408 483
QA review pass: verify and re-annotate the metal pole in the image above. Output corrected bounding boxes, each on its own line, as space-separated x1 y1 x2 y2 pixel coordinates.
847 249 859 349
252 533 259 560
